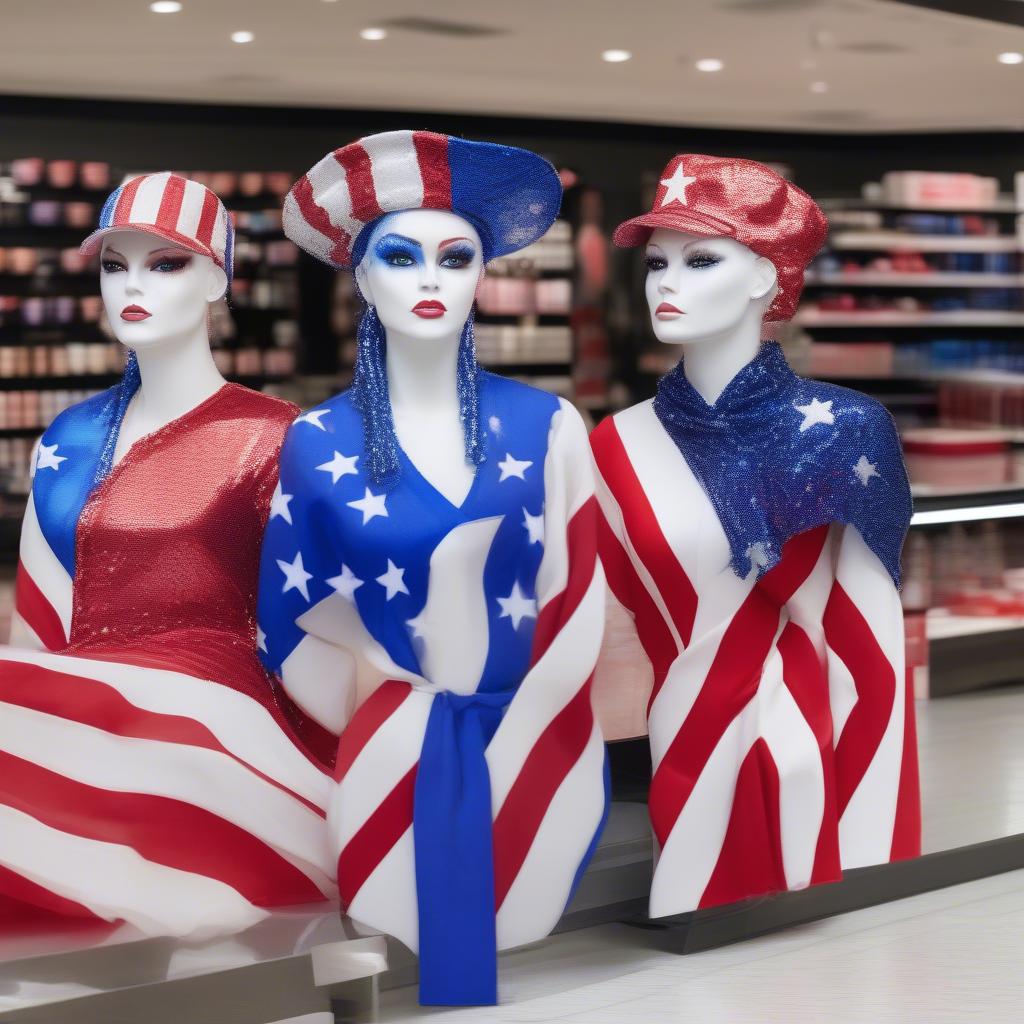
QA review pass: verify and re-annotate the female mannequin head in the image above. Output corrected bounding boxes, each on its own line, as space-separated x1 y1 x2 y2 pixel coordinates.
354 208 484 345
99 229 228 353
644 228 777 346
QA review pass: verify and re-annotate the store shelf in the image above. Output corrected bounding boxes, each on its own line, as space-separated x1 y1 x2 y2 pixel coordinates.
820 196 1021 214
796 309 1024 328
805 272 1024 288
911 486 1024 525
828 231 1021 253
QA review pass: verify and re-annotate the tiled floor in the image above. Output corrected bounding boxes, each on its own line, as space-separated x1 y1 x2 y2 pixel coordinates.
379 869 1024 1023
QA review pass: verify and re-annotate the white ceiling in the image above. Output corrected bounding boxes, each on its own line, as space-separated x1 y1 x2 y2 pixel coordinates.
0 0 1023 132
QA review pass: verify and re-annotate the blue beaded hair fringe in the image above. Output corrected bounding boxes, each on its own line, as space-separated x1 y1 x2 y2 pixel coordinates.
350 303 486 489
94 348 142 485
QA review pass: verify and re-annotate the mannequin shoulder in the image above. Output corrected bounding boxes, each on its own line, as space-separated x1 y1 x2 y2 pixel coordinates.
41 387 119 443
794 379 899 440
589 399 657 453
479 371 562 422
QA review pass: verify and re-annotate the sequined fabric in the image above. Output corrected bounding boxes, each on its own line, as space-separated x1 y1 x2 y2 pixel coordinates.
653 342 912 584
613 153 828 323
65 383 332 762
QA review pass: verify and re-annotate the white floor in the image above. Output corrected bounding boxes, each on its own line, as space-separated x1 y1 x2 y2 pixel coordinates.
380 869 1024 1024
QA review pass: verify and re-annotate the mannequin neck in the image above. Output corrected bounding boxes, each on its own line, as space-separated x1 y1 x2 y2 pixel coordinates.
677 304 765 406
128 322 225 428
385 325 461 417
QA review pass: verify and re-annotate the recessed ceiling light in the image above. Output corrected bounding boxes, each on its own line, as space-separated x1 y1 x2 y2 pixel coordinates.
601 49 632 63
360 27 387 41
231 30 254 44
696 58 724 72
810 80 829 93
149 1 182 12
998 51 1023 65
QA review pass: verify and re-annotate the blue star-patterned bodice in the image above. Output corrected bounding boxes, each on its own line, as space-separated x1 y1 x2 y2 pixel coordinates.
258 372 560 695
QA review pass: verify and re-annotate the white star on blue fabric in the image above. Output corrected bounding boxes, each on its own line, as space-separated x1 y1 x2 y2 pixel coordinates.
406 612 427 639
376 559 410 601
36 443 66 472
295 408 330 431
270 481 294 524
498 453 533 482
660 163 697 206
523 507 545 545
497 582 538 629
488 415 503 435
277 551 313 601
853 455 880 487
256 625 268 653
317 451 359 485
326 563 363 601
794 398 836 433
347 487 388 524
745 541 771 572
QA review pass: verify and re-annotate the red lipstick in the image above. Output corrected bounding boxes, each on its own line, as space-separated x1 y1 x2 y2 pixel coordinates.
655 301 684 320
412 299 447 320
121 305 151 322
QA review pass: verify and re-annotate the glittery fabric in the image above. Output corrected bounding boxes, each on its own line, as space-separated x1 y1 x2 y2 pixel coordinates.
653 342 912 585
613 154 828 323
65 383 333 762
351 303 485 489
93 348 141 485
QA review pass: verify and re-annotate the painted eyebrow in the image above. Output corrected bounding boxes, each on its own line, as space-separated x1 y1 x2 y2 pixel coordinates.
374 232 424 252
102 248 126 260
438 236 474 249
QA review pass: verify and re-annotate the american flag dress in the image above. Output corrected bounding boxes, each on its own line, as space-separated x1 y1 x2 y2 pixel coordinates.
592 375 921 918
257 373 608 1004
0 383 336 937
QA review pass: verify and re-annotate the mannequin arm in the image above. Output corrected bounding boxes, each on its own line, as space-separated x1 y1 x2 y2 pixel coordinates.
823 525 920 867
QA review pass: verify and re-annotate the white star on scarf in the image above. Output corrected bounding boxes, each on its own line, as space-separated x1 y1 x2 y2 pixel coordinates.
522 507 545 545
316 450 359 484
376 559 410 601
347 487 388 524
794 398 836 433
256 625 268 653
270 481 294 524
295 408 330 431
36 443 67 472
498 452 533 482
327 564 364 601
497 582 538 629
277 551 313 601
853 455 880 487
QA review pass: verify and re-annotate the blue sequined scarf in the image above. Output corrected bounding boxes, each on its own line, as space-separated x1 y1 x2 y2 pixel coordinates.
652 342 911 585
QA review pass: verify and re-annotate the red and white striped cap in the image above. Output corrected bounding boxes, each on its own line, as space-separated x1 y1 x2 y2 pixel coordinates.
80 172 234 279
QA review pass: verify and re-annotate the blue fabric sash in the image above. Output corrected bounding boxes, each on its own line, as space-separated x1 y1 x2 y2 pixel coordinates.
652 342 912 586
413 688 514 1006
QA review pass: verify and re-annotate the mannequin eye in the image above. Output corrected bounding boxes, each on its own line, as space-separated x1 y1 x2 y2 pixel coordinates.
644 254 668 272
439 246 475 269
150 257 191 273
379 248 417 268
101 259 126 274
687 251 721 269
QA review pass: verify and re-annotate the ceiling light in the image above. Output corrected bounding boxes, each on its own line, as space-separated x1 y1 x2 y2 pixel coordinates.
360 27 387 41
810 80 829 93
231 30 254 44
601 49 632 63
997 51 1023 65
696 58 724 72
149 1 182 12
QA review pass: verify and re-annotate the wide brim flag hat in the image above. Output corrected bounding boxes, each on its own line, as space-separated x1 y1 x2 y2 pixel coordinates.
613 153 828 323
283 130 562 267
80 171 234 281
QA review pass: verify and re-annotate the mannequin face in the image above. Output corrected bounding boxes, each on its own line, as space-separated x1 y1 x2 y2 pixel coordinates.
644 228 777 345
355 209 484 341
99 229 227 350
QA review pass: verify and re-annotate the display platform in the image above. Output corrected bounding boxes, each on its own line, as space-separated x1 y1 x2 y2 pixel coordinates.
2 687 1022 1023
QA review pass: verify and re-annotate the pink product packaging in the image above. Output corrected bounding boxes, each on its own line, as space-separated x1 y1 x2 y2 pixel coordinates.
45 160 77 189
212 349 235 375
535 278 572 315
80 162 111 191
807 342 894 378
902 428 1012 490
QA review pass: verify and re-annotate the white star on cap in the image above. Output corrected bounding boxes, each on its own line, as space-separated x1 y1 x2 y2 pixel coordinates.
270 481 294 524
498 582 538 629
295 408 330 431
523 507 545 545
853 456 880 487
277 551 313 601
498 452 533 482
376 559 410 601
347 487 388 524
256 625 268 653
660 163 697 207
794 398 836 433
317 451 359 485
36 443 67 472
326 563 363 601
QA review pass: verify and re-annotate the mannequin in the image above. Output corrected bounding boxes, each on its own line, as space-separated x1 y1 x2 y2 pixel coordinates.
592 154 920 920
0 173 335 938
258 131 608 1007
